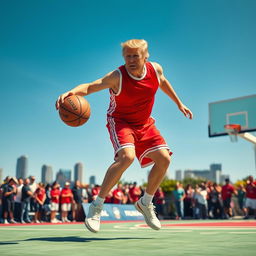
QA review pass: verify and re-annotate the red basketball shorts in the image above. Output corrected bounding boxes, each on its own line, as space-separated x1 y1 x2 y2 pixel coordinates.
106 117 172 167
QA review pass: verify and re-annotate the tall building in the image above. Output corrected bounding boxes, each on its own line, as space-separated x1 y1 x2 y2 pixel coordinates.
210 164 222 183
74 162 83 183
56 169 71 188
41 165 53 184
0 168 3 183
16 155 28 179
89 175 96 185
175 170 182 181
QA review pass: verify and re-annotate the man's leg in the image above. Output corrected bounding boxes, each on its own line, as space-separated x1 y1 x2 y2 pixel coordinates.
135 149 170 230
85 147 135 233
145 149 171 195
98 148 135 198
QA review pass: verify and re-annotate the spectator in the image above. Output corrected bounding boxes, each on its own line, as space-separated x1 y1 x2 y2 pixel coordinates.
112 184 124 204
122 183 131 204
60 182 73 222
43 184 51 222
104 190 113 203
221 178 237 219
244 176 256 219
173 183 185 219
236 184 247 217
2 177 18 224
91 185 101 201
50 181 61 223
21 178 34 223
14 178 24 222
0 176 11 222
183 184 194 219
81 184 89 203
129 182 142 204
210 183 223 219
34 182 46 223
206 182 213 218
154 187 165 219
193 184 208 219
72 181 84 222
29 176 37 214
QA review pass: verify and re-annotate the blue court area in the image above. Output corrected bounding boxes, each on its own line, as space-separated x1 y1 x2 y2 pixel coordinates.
0 220 256 256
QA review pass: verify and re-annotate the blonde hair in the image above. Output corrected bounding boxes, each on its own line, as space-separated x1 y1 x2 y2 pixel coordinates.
121 39 149 58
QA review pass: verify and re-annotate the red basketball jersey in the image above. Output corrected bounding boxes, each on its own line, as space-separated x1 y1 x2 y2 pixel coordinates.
107 62 159 125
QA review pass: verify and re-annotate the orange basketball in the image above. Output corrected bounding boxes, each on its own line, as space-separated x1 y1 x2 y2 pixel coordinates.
59 95 91 127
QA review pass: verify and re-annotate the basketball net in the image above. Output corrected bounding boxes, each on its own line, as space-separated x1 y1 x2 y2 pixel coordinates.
224 124 241 142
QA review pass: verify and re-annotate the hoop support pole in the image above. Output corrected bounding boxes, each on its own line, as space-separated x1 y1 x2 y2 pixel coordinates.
238 132 256 145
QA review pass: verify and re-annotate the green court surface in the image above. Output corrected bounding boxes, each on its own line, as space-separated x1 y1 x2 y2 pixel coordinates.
0 220 256 256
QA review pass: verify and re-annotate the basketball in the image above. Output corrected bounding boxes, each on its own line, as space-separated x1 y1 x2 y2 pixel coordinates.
58 95 91 127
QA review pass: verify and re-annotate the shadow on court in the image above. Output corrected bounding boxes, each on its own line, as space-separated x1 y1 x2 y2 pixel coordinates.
0 242 19 245
25 236 152 243
0 236 153 245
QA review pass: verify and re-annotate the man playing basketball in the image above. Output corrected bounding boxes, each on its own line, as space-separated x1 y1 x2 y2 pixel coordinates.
56 39 193 232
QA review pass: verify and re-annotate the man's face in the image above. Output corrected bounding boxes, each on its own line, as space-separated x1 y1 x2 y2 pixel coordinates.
123 47 147 73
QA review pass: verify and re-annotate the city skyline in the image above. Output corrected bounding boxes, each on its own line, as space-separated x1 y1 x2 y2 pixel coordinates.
0 154 243 185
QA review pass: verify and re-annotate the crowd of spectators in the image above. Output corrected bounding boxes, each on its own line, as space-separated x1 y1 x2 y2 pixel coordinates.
0 175 255 224
171 177 256 220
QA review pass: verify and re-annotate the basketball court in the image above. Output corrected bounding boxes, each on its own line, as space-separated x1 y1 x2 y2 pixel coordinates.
0 220 256 256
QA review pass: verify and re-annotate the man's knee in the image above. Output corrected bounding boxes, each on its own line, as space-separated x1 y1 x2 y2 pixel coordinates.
117 149 135 166
154 150 171 168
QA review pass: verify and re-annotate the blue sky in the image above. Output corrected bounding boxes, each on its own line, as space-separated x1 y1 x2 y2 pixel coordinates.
1 0 256 185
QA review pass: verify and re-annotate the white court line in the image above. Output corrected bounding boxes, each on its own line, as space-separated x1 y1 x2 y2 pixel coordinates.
229 232 256 234
200 232 220 235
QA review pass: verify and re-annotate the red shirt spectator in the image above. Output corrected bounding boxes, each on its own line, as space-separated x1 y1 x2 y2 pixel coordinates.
35 186 46 204
91 185 101 200
104 191 113 203
60 187 73 204
221 183 235 200
51 187 60 203
112 184 124 204
246 179 256 199
129 183 141 203
154 188 165 205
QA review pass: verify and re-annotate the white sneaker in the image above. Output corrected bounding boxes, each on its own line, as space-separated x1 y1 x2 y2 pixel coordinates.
84 203 103 233
135 198 161 230
4 219 9 224
51 218 58 224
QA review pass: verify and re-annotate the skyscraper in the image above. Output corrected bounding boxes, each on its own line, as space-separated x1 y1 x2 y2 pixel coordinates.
89 175 96 185
16 155 28 179
74 162 83 183
56 169 71 188
41 165 53 184
210 163 222 183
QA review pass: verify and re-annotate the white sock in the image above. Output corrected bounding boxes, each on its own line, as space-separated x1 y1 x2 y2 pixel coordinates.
94 196 105 206
141 192 154 206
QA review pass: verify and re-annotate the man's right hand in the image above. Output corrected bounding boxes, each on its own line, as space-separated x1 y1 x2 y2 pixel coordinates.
55 91 74 110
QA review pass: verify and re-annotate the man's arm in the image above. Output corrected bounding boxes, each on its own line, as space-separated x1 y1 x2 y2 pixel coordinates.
153 62 193 119
56 70 120 109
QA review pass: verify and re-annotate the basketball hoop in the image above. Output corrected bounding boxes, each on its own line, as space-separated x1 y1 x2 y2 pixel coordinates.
224 124 241 142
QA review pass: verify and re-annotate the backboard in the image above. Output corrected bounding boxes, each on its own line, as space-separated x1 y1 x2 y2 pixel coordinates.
208 94 256 137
